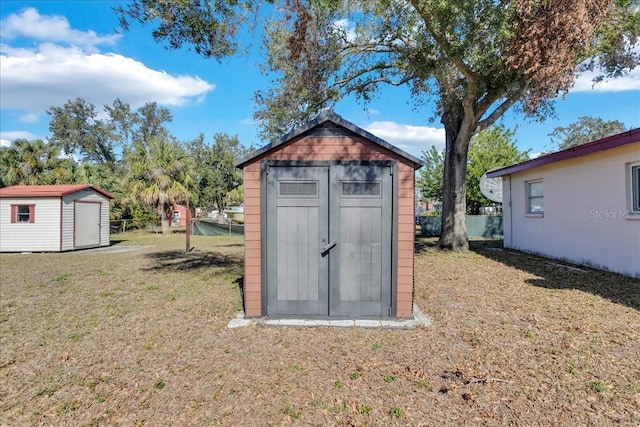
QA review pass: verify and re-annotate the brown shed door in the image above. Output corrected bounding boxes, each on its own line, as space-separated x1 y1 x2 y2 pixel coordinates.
266 164 392 317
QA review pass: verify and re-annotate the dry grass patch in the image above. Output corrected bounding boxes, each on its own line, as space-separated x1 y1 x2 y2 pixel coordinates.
1 233 638 426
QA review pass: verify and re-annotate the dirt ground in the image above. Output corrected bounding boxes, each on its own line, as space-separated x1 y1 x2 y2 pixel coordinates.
1 232 639 426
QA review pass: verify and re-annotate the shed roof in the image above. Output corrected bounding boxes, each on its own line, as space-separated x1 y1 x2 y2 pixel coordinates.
235 110 424 169
487 128 640 178
0 184 115 199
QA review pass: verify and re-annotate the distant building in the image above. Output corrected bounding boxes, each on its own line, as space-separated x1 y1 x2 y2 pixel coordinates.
171 204 195 227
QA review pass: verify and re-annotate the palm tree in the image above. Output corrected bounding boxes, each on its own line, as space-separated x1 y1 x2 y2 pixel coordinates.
125 137 193 234
0 139 77 186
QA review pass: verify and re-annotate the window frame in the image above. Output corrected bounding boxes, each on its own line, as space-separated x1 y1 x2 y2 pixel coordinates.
10 204 35 223
630 162 640 216
525 179 544 216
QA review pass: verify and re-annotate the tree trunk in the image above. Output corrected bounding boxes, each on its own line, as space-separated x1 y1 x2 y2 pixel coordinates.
159 205 171 234
438 116 474 251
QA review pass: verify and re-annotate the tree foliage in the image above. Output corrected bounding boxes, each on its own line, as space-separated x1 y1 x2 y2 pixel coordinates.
3 96 247 231
417 146 444 205
114 0 266 60
126 137 194 234
417 126 529 214
0 139 77 187
466 126 529 214
188 133 248 213
47 98 116 165
253 0 639 249
548 116 628 151
111 0 640 248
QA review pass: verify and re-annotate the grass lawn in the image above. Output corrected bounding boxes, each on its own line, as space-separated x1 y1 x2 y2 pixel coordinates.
1 231 639 426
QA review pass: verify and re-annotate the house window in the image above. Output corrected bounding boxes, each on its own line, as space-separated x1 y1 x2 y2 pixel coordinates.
11 204 35 223
526 180 544 215
631 163 640 214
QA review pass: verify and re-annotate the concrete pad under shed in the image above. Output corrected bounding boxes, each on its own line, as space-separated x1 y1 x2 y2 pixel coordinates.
227 304 431 329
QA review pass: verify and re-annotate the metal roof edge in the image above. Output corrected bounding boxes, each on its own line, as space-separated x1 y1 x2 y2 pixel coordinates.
487 128 640 178
0 184 116 199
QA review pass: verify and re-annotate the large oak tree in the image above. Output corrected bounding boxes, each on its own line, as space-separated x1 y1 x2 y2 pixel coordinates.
117 0 640 249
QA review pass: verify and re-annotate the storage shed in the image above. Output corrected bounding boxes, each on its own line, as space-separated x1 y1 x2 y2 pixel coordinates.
0 184 115 252
236 111 423 319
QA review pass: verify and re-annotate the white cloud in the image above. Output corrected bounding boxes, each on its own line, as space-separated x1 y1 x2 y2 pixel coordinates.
0 131 37 146
0 45 214 114
19 113 39 123
0 8 215 121
0 7 120 49
364 121 445 157
333 19 357 42
572 67 640 93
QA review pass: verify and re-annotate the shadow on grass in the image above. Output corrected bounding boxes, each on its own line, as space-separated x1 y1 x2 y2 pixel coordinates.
144 250 244 274
108 238 128 246
234 277 245 314
471 239 640 311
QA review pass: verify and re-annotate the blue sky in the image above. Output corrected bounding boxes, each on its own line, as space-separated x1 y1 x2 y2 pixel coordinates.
1 1 639 160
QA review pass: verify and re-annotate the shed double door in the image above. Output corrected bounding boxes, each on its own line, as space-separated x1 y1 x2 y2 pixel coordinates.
266 164 392 317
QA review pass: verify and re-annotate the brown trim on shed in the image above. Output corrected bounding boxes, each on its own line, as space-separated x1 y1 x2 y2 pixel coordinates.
60 198 63 252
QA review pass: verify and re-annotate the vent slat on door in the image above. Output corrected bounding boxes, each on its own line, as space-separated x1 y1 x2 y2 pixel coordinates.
341 181 381 197
279 181 318 197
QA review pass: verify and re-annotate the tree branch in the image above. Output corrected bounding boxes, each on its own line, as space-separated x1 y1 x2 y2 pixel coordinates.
477 90 523 131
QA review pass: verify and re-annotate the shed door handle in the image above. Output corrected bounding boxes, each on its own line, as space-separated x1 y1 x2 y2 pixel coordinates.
321 240 337 254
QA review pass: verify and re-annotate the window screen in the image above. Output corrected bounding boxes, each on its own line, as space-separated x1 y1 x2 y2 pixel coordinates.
279 181 318 197
341 181 381 197
526 180 544 214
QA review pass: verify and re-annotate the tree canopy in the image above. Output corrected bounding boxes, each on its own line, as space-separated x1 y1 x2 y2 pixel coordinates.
126 136 194 234
547 116 629 151
3 96 249 231
417 125 529 215
254 0 639 249
188 132 249 213
466 126 529 214
116 0 640 249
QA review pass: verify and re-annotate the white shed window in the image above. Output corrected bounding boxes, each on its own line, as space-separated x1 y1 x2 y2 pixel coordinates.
631 164 640 214
11 204 35 223
526 180 544 215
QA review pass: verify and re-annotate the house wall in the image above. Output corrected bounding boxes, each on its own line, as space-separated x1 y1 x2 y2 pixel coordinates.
0 197 62 252
61 190 112 250
242 134 416 317
171 205 195 227
502 142 640 277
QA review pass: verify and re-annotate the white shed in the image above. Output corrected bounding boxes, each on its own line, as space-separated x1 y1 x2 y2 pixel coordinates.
487 128 640 278
0 184 115 252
